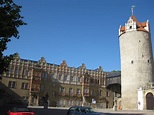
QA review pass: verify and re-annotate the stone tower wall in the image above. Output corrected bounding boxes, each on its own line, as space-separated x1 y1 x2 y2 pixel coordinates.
119 31 153 110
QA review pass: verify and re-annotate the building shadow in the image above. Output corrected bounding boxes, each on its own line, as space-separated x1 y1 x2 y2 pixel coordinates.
103 113 145 115
29 108 146 115
0 82 27 115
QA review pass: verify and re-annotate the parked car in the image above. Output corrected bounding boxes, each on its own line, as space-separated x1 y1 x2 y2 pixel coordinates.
67 106 104 115
7 106 35 115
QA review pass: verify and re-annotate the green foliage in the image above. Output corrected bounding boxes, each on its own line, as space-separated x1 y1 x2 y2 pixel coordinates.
0 0 26 75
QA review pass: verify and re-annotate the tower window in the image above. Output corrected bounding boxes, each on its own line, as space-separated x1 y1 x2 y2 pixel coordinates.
142 54 144 57
131 60 133 64
139 40 140 42
148 60 150 63
130 26 132 29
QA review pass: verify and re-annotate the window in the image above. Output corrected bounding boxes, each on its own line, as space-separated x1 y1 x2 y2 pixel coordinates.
95 79 98 84
16 68 20 74
60 87 65 93
41 85 44 91
21 83 29 90
142 54 144 57
58 74 62 80
8 81 16 88
76 89 80 94
45 72 48 79
84 78 88 83
51 74 54 79
64 75 67 81
76 100 80 106
90 79 94 84
70 76 74 82
99 90 102 96
77 77 81 82
25 70 29 76
8 68 11 74
84 88 89 93
106 91 109 97
148 60 150 63
97 80 99 84
34 72 37 76
130 26 132 29
90 90 93 95
31 97 34 103
21 96 29 101
67 100 70 106
42 72 48 79
69 88 73 95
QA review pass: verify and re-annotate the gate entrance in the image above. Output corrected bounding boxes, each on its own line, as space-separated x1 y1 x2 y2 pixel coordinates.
146 92 154 110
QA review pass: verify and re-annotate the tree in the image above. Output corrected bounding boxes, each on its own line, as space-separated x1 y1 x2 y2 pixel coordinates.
0 0 26 75
42 93 49 103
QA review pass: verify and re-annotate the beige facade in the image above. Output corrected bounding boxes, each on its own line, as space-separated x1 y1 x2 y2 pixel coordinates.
0 54 114 108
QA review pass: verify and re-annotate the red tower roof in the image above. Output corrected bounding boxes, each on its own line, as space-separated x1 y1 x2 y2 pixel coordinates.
120 15 148 35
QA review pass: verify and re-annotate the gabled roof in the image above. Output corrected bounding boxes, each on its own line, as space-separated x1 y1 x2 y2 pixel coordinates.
131 15 141 27
131 15 147 32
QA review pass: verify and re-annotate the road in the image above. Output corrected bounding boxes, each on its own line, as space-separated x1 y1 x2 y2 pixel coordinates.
1 106 154 115
29 107 154 115
30 108 67 115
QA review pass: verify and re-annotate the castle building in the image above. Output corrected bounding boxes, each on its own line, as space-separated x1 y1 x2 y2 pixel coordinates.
0 54 114 108
119 10 154 110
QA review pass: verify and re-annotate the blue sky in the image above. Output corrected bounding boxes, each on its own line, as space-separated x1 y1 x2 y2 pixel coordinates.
4 0 154 72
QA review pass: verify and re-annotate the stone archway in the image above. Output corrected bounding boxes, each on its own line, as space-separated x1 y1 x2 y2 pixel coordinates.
146 92 154 110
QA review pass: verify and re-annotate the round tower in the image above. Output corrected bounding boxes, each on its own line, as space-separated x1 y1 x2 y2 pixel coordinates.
119 14 153 110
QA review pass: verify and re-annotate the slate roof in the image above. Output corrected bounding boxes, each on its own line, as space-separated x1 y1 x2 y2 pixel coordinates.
107 71 121 77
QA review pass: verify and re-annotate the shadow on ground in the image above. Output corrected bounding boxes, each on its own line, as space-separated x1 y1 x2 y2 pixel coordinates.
28 108 146 115
103 113 145 115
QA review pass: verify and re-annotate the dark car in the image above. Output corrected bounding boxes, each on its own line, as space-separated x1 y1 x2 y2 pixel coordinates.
7 106 35 115
67 106 104 115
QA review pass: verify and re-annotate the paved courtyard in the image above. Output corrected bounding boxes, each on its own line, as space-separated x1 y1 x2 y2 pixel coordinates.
29 106 154 115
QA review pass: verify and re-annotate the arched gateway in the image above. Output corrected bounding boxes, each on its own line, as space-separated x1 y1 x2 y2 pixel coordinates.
146 92 154 110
